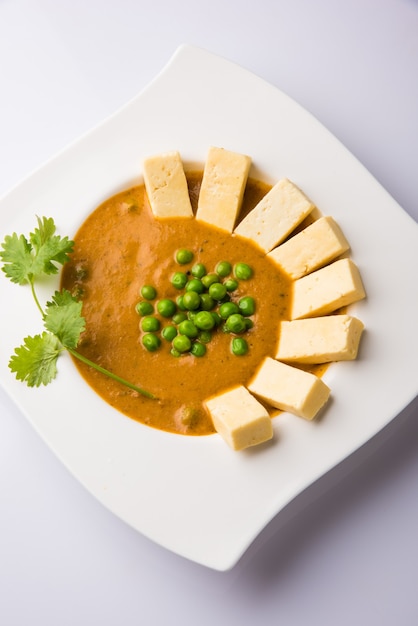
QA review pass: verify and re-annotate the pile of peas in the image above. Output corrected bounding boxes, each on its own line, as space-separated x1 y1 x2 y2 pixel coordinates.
135 249 256 358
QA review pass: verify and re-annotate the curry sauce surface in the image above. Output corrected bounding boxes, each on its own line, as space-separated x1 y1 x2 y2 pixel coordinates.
61 174 293 435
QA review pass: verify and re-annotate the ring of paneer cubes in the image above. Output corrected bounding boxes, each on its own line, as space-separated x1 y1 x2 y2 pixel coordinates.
143 147 365 451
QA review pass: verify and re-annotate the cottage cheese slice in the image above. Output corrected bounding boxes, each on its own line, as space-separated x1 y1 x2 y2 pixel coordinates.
268 216 350 279
143 151 193 218
234 178 315 252
276 315 364 364
196 146 251 232
248 357 330 421
204 385 273 451
291 258 366 320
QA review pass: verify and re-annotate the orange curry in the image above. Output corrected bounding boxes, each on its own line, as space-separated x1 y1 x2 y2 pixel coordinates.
61 174 315 436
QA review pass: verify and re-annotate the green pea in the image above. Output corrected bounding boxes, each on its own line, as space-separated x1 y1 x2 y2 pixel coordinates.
215 260 232 277
201 273 220 288
219 301 240 319
141 316 160 332
172 334 192 353
245 318 254 330
178 320 199 338
186 278 204 294
211 312 222 327
199 293 215 311
142 333 161 351
187 310 197 323
135 301 154 316
162 325 178 341
176 249 194 264
176 295 186 311
224 278 239 292
191 342 206 357
194 311 215 331
225 313 247 334
234 263 253 280
238 296 256 316
191 263 206 278
170 347 181 358
231 337 248 356
181 406 198 425
141 285 157 300
199 330 212 344
171 272 188 290
182 291 201 310
157 298 177 318
208 282 227 301
172 312 187 325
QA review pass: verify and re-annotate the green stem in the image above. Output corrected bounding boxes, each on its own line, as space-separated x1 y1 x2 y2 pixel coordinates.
67 347 156 399
30 278 45 318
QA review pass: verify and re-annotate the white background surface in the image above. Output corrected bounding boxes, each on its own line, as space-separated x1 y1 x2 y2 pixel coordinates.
0 0 417 624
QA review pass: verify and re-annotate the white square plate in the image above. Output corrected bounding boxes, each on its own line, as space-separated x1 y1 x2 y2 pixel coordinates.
0 45 417 571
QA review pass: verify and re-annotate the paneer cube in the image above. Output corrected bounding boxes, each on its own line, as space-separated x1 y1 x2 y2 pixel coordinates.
276 315 365 363
234 178 314 252
247 357 330 420
196 146 251 232
291 258 366 319
143 151 193 218
267 216 350 279
204 385 273 451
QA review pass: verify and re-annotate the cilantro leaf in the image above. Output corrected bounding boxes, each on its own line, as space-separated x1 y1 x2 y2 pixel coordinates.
9 332 61 387
0 233 33 284
44 289 85 349
0 216 74 285
29 216 74 277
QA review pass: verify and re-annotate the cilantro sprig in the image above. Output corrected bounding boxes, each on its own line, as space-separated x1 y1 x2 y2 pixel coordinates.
1 216 155 399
